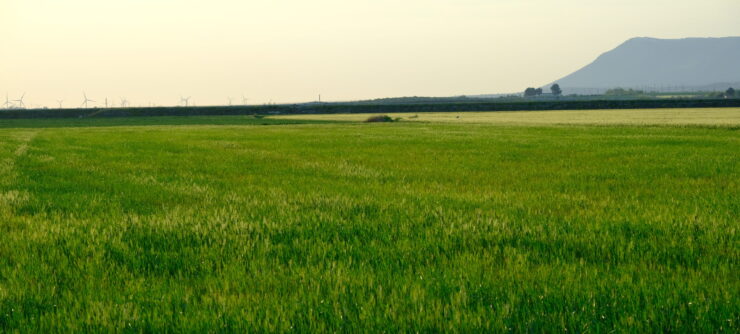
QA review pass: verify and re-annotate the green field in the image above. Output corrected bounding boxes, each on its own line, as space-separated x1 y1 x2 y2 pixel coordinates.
0 110 738 331
277 107 740 126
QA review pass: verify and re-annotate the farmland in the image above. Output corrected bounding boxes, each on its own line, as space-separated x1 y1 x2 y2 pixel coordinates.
276 107 740 126
0 109 738 331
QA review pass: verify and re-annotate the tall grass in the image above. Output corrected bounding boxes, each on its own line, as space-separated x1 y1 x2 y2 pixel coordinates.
0 117 738 331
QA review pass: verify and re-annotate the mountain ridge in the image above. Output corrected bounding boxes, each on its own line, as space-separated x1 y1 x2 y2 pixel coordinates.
548 37 740 93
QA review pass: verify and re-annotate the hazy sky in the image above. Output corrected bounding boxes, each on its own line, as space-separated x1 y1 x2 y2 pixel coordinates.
2 0 739 107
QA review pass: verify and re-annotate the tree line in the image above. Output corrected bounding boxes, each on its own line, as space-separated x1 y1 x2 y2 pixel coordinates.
524 84 562 97
524 85 737 98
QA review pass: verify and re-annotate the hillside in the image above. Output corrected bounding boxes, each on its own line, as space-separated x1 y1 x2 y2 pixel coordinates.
550 37 740 93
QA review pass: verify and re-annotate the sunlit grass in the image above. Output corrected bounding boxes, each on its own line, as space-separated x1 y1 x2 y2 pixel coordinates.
275 107 740 126
0 115 738 331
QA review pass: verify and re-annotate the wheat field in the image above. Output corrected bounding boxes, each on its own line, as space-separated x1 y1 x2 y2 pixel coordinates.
0 111 738 331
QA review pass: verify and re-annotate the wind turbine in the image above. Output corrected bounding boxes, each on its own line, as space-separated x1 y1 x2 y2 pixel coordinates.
180 96 191 107
13 93 26 109
56 100 64 109
3 93 11 109
81 93 95 108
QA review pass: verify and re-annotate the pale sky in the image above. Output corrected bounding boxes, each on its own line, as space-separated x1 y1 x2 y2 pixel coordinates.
1 0 739 108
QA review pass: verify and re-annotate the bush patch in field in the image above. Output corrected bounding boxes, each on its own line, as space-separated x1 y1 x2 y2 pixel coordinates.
365 115 395 123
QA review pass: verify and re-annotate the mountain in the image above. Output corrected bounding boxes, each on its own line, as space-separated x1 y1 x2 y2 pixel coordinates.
549 37 740 93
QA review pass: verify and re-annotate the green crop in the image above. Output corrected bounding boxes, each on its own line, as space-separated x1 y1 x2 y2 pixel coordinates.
0 113 737 332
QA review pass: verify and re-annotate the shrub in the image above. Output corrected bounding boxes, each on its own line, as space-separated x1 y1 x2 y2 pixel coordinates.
365 115 394 123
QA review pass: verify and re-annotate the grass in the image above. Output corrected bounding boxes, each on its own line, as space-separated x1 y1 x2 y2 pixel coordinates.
275 107 740 126
0 111 738 331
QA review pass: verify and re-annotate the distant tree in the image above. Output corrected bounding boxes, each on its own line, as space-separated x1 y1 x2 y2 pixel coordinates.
605 88 644 96
524 87 545 97
727 87 736 98
551 84 562 96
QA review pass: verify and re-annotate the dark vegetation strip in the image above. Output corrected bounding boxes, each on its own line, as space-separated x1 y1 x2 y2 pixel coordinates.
1 98 739 119
0 116 338 129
